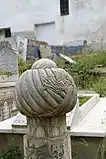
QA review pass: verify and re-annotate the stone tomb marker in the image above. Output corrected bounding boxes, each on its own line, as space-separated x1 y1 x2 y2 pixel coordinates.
14 58 77 159
0 41 18 82
40 46 52 59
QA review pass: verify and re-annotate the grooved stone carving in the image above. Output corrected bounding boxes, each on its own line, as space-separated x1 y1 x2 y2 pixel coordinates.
14 59 77 117
14 58 77 159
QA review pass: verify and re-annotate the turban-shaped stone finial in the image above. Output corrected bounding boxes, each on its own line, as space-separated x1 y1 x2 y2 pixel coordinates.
14 58 77 117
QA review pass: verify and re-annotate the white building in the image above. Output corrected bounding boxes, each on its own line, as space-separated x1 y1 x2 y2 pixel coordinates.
0 0 106 45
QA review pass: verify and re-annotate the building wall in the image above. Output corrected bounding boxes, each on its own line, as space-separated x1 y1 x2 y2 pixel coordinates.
1 0 106 45
56 0 106 45
35 22 58 45
0 30 5 41
0 0 57 33
0 0 58 44
33 0 59 45
33 0 106 45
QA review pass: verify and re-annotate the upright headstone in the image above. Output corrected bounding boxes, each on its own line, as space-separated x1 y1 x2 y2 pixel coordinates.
17 36 28 61
82 40 90 53
0 41 18 82
40 46 52 59
14 58 77 159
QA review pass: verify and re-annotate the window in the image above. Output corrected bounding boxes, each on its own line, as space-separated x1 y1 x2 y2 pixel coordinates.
60 0 69 16
0 27 11 40
5 28 11 38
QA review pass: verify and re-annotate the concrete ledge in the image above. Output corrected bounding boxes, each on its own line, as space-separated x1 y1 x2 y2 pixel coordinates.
70 131 105 137
79 94 100 122
0 82 16 88
0 128 26 134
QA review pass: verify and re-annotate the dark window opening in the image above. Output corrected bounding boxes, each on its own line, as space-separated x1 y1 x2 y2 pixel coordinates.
0 31 3 34
5 28 11 38
60 0 69 16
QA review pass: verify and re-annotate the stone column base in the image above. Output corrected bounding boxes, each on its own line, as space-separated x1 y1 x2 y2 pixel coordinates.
24 134 71 159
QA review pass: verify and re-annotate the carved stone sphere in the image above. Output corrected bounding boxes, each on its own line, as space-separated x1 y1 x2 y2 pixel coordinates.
14 59 77 117
32 58 57 69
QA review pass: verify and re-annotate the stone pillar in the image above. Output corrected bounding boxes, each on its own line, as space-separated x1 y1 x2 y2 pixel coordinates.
14 58 77 159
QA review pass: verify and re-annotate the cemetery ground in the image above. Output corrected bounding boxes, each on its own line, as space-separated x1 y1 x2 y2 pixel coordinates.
1 50 106 158
56 51 106 97
18 51 106 105
16 52 106 159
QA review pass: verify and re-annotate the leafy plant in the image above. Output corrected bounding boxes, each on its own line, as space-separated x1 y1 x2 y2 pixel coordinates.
18 57 33 76
79 96 91 106
56 51 106 96
92 77 106 97
0 147 22 159
0 70 12 77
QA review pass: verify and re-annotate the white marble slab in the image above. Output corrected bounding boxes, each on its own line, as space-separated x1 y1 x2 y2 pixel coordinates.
71 98 106 137
0 112 26 134
60 54 76 64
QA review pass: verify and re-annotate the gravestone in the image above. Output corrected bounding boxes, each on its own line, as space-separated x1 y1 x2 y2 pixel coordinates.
0 40 18 82
14 58 77 159
17 36 28 61
40 46 52 59
82 40 90 53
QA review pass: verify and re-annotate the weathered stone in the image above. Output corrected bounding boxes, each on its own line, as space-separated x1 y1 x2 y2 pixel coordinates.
0 41 17 74
39 46 52 59
32 58 57 69
14 58 77 159
0 41 18 82
17 36 28 61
